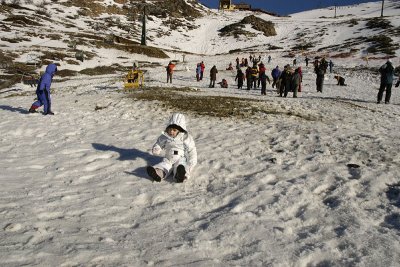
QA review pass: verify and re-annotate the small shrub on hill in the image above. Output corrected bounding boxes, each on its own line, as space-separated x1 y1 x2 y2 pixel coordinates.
366 35 398 55
366 17 392 30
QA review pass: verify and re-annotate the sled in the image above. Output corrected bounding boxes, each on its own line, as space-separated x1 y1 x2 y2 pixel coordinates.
124 69 144 91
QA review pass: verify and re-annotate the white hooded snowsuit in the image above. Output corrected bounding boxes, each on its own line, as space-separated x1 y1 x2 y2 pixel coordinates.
151 113 197 179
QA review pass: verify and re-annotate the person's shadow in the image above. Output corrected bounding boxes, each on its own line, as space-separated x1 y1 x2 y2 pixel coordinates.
91 143 162 181
0 105 29 114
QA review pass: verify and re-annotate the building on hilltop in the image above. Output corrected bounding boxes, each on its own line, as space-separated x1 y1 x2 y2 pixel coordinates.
234 2 251 10
219 0 251 11
219 0 233 10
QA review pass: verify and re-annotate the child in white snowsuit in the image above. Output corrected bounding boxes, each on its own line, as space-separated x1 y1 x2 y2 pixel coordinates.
147 113 197 183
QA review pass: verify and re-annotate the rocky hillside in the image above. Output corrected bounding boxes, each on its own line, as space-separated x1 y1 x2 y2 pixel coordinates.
219 15 277 38
0 0 207 88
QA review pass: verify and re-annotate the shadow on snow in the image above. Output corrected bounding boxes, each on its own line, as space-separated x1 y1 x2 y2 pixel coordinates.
92 142 161 182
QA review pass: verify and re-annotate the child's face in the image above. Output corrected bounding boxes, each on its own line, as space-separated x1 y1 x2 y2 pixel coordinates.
166 127 179 138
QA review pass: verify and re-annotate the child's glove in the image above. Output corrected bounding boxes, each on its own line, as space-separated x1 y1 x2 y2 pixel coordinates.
395 81 400 88
152 145 161 155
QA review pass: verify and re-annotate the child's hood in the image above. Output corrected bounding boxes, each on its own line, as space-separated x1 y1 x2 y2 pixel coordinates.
45 63 58 75
167 113 187 133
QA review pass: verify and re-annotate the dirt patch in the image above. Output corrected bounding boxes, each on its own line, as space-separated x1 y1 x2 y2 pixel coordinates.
128 87 319 121
79 65 121 76
57 69 78 78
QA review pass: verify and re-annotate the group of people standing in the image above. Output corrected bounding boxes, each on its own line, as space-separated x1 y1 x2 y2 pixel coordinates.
234 61 271 95
163 55 399 105
232 59 303 98
274 65 303 98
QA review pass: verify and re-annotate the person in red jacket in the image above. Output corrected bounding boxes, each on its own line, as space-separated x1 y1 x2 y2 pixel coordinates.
166 61 175 83
297 66 303 92
257 62 267 88
200 61 205 80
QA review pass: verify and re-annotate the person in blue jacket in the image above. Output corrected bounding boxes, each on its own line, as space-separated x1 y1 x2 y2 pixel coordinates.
271 66 281 89
29 63 57 115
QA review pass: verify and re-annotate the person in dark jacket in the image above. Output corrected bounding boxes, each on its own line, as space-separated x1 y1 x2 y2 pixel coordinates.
235 69 245 89
377 59 395 104
279 65 289 97
245 66 252 90
259 72 270 95
329 60 334 73
314 60 326 93
257 62 269 88
209 65 218 88
29 63 57 115
283 66 294 97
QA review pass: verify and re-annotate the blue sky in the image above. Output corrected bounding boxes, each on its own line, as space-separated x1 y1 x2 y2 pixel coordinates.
198 0 378 15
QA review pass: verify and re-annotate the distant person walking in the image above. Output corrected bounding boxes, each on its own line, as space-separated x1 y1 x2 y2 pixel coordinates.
377 59 395 104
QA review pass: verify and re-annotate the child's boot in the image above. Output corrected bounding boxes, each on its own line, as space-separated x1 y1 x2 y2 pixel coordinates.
147 166 164 182
29 106 37 113
175 165 187 183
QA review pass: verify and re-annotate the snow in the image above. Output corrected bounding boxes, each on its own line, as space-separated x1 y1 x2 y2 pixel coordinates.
1 1 400 266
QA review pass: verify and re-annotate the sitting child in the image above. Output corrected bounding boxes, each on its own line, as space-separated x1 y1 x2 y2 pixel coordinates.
218 78 228 88
147 113 197 183
334 75 347 86
126 70 139 83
